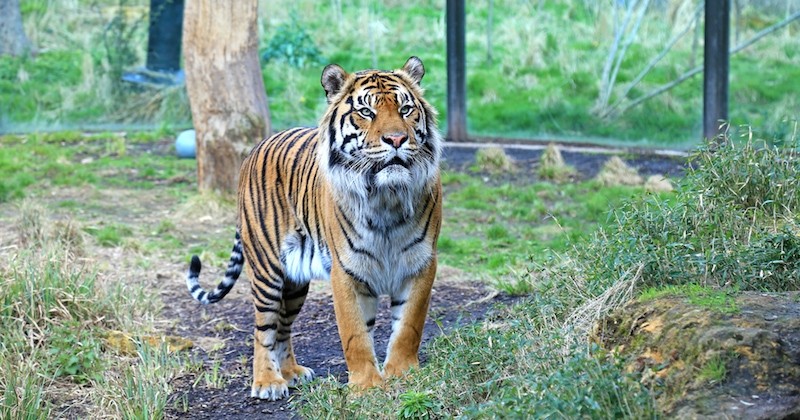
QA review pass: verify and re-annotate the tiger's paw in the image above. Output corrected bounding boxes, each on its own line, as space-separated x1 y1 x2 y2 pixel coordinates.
282 365 315 388
348 369 383 391
383 356 419 378
251 379 289 401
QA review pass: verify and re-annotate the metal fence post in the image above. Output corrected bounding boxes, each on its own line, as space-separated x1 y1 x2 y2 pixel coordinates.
446 0 467 142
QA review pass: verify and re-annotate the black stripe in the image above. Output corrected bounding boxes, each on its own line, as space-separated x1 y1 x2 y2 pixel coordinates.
255 303 280 313
252 281 282 302
391 299 406 307
402 196 437 252
282 306 303 317
284 283 310 300
256 323 278 331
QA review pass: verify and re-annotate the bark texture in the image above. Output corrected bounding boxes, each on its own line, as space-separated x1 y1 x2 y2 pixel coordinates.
0 0 32 56
183 0 270 194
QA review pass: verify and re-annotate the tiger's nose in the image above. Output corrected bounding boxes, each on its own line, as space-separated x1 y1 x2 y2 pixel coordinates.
382 133 408 149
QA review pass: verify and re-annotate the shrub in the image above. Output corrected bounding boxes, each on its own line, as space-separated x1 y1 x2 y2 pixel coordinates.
571 131 800 292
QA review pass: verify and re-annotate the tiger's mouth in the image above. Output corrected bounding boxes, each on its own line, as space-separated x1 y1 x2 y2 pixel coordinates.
373 156 410 173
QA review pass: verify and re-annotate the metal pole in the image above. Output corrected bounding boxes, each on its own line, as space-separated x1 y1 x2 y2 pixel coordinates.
147 0 185 73
446 0 467 142
703 0 730 141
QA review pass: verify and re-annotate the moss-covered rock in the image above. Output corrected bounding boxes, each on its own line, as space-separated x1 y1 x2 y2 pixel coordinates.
593 291 800 418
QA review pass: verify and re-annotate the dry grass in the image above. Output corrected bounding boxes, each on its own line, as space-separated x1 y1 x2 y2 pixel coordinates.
537 143 577 182
644 174 674 193
595 156 644 186
473 146 517 174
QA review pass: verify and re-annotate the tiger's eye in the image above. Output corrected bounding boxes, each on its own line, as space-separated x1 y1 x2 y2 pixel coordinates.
358 108 374 119
400 105 413 115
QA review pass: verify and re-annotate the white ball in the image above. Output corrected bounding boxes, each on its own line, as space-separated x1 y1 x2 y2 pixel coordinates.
175 129 196 158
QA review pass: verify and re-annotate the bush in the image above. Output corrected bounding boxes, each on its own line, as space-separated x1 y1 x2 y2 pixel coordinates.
573 132 800 292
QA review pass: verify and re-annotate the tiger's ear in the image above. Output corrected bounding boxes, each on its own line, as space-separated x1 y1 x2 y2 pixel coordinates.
321 64 348 103
402 56 425 85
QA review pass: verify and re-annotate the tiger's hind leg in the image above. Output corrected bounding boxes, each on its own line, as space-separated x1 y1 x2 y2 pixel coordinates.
277 282 314 387
250 268 291 400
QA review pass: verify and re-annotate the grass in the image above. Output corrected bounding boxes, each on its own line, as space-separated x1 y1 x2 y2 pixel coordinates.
293 129 799 417
639 284 740 314
438 170 658 289
2 1 799 147
0 152 191 417
0 132 196 203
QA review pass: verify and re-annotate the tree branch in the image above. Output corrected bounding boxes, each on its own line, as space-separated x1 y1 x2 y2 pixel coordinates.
616 9 800 116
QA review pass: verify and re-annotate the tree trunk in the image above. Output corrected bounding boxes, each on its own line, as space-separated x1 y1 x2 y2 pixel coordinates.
0 0 32 56
183 0 270 194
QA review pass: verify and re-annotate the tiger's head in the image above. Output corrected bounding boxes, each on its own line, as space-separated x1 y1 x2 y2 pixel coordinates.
318 57 441 202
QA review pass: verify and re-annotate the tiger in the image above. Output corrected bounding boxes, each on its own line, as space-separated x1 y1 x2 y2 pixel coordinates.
186 56 442 401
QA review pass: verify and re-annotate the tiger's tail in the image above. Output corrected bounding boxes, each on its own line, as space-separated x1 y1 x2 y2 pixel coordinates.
186 229 244 304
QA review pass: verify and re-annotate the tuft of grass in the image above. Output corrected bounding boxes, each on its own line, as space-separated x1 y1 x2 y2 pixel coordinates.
397 390 441 419
595 156 643 186
472 146 517 174
537 130 800 295
102 344 183 419
537 143 577 182
697 354 728 385
84 224 133 247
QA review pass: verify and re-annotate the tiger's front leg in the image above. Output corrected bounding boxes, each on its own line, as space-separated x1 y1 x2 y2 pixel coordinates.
384 257 436 378
330 263 383 390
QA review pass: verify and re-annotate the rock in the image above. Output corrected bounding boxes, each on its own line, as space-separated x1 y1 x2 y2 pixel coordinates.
593 291 800 419
595 156 643 186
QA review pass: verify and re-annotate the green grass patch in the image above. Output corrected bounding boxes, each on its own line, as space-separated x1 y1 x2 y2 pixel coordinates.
697 354 728 385
438 173 651 286
85 224 133 247
639 284 740 314
0 133 195 203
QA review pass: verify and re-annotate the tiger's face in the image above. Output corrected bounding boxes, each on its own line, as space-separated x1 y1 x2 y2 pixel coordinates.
319 57 441 196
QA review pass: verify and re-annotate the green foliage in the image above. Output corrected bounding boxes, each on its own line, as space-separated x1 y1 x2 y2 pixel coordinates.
438 173 645 281
697 355 728 385
397 391 440 419
639 284 739 314
115 344 181 420
85 224 133 247
47 321 104 383
5 1 798 145
0 362 49 419
262 12 324 68
568 132 800 292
